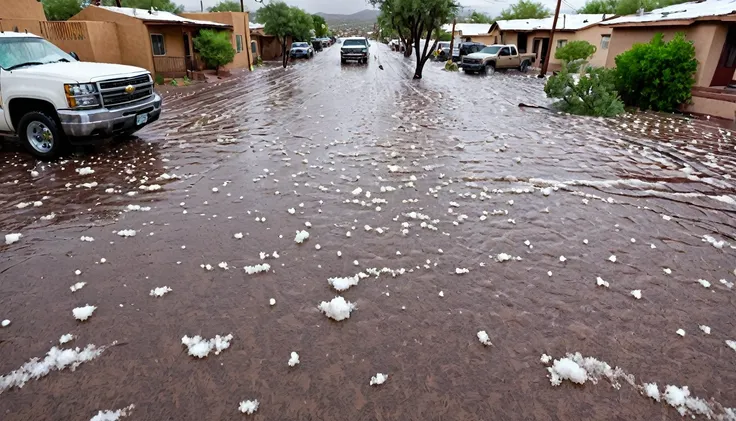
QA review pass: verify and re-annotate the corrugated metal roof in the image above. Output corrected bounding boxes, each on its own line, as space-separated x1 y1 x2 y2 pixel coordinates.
441 23 492 36
99 6 229 27
494 14 606 31
250 22 265 30
603 0 736 25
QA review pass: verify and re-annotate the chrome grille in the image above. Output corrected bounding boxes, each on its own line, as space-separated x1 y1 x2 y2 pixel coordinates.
97 74 153 108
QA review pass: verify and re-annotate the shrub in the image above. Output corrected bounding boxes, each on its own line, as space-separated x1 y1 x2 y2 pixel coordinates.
193 29 236 75
614 33 698 112
544 63 625 117
170 79 179 86
555 40 596 62
555 40 596 73
154 73 165 85
444 60 459 72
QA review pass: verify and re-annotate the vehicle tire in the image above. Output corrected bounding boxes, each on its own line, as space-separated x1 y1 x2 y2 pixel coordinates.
18 111 65 160
486 63 496 75
519 60 529 73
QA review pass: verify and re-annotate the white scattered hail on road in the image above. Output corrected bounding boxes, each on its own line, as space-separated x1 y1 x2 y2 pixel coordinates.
73 305 96 321
370 373 388 386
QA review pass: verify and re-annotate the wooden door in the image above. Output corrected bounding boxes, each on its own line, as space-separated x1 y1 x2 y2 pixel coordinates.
711 26 736 86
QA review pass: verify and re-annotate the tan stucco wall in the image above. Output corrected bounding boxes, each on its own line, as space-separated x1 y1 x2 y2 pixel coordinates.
181 12 253 69
0 18 42 34
684 95 736 119
118 23 155 73
87 21 122 64
606 22 727 87
0 0 46 21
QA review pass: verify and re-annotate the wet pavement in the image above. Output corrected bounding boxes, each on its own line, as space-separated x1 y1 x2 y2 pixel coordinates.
1 43 735 421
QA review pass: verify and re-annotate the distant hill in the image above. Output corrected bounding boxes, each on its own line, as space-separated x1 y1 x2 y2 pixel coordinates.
316 9 380 24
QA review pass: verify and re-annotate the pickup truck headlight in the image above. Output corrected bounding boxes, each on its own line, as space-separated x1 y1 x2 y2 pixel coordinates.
64 83 100 108
362 48 368 53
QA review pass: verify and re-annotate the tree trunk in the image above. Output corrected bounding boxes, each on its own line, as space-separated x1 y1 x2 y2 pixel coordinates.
281 39 288 68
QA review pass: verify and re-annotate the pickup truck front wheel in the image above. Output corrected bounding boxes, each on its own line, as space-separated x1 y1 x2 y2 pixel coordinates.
19 112 65 160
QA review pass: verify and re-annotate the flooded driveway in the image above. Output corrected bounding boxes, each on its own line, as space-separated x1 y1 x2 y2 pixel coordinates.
1 43 735 421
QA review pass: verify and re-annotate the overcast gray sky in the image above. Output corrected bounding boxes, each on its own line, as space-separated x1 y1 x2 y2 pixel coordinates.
184 0 571 16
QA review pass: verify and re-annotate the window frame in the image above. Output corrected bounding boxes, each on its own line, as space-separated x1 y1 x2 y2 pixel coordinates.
251 40 257 55
600 34 611 50
499 46 511 56
556 39 567 49
236 34 243 53
150 33 166 56
510 46 518 56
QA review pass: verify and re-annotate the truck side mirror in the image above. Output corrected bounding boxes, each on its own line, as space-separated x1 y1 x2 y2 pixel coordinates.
69 51 80 61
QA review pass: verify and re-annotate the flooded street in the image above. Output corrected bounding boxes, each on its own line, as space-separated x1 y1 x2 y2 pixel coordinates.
1 43 735 420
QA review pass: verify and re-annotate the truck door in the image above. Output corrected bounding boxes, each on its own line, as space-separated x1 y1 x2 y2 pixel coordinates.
0 70 10 132
509 46 521 68
498 47 513 68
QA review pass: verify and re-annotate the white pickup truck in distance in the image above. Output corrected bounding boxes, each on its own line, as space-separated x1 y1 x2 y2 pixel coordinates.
0 32 162 159
460 44 536 75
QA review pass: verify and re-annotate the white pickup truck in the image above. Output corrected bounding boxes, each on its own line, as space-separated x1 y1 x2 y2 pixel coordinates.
0 32 162 159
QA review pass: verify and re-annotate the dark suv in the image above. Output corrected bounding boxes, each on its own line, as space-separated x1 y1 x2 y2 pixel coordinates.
452 42 486 62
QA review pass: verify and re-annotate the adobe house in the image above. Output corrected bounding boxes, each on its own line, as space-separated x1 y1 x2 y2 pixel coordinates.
489 14 611 69
249 23 291 61
180 11 254 71
441 23 493 45
603 0 736 120
0 0 46 33
69 6 233 78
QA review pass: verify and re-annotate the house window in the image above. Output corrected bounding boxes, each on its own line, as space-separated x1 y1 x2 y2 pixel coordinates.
251 40 257 54
150 34 165 56
236 35 243 53
556 39 567 49
601 34 611 50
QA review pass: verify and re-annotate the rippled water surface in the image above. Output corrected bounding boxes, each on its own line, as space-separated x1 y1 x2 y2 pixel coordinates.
1 44 735 421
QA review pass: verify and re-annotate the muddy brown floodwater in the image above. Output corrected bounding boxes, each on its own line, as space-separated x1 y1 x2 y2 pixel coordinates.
1 44 735 421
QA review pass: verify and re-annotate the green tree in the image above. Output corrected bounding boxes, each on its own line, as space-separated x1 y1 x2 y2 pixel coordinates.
193 29 235 75
614 33 697 111
545 65 624 116
208 0 242 12
467 11 493 23
42 0 83 21
555 40 596 72
435 28 452 41
371 0 459 79
578 0 618 13
312 14 329 38
498 0 550 20
259 1 314 68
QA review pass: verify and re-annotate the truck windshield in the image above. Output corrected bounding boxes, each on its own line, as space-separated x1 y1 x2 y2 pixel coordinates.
292 43 309 48
343 39 366 46
480 46 502 55
0 37 74 70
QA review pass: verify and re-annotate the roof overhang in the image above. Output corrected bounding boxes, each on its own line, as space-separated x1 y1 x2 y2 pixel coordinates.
143 21 232 29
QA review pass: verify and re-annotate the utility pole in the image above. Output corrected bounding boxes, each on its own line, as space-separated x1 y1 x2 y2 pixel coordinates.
448 18 457 61
540 0 562 77
240 0 245 12
200 1 203 11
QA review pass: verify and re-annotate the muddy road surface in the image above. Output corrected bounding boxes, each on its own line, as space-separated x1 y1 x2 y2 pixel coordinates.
1 43 735 421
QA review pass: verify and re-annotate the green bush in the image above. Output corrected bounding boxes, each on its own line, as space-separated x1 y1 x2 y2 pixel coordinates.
555 40 596 72
155 74 165 85
614 33 698 112
544 63 624 117
444 60 459 72
170 79 179 86
193 29 236 75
